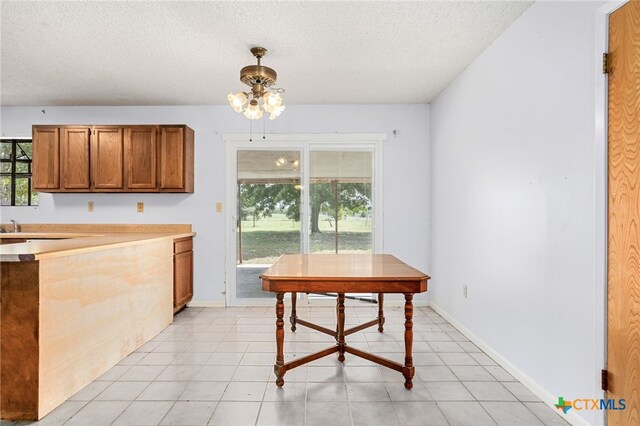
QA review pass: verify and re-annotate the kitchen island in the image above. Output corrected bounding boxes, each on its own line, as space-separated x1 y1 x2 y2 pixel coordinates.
0 225 194 420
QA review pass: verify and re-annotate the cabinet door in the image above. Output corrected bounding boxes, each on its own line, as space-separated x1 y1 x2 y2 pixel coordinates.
159 127 184 190
61 127 91 190
125 126 157 190
91 127 124 190
174 250 193 311
32 127 60 189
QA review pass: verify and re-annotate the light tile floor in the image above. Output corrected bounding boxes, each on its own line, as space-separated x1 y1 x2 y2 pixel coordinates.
3 305 569 426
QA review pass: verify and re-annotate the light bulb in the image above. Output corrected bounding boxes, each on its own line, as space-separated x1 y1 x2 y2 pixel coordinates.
269 105 285 120
227 92 247 113
262 92 282 112
243 100 263 120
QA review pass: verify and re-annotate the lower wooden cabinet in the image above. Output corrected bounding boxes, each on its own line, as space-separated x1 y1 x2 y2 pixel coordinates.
173 237 193 313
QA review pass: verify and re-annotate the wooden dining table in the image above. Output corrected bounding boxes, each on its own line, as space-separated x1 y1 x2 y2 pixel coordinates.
261 254 430 389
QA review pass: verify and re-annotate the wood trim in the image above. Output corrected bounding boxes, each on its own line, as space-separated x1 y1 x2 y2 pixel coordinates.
184 126 195 193
607 2 640 425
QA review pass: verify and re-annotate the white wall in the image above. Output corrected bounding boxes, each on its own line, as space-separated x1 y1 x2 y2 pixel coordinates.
0 104 430 303
430 1 604 424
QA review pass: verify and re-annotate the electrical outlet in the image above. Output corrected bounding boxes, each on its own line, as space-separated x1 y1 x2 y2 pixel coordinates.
137 202 144 213
463 284 468 299
216 202 223 213
87 201 95 212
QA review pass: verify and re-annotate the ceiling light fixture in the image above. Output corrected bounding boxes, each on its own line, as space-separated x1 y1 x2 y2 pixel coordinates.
228 47 285 120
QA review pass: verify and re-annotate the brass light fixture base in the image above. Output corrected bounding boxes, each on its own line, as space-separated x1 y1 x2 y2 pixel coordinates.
240 46 277 95
250 47 268 59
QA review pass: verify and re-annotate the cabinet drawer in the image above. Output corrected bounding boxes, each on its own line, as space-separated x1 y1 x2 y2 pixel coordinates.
174 237 192 254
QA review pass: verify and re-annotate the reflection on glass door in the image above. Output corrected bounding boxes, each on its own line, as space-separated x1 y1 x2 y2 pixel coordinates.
309 150 374 301
236 150 302 299
308 151 372 254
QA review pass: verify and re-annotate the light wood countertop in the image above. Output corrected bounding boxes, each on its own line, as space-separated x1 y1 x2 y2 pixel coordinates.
0 232 195 262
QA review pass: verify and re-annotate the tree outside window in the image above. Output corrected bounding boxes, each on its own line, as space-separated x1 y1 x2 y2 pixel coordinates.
1 140 39 206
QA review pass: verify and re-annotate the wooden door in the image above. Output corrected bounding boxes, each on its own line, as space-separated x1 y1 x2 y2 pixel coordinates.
32 127 59 189
159 127 184 190
607 2 640 425
125 126 157 190
91 127 124 190
60 127 91 190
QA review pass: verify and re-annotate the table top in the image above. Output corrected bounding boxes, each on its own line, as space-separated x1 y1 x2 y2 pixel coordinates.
261 254 430 293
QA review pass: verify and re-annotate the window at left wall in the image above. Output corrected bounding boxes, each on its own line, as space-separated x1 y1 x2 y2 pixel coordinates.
1 139 39 206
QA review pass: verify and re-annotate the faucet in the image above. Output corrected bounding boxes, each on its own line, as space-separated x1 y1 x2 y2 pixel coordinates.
10 219 19 233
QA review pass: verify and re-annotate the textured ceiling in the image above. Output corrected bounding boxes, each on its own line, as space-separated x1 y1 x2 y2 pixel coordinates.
1 1 532 106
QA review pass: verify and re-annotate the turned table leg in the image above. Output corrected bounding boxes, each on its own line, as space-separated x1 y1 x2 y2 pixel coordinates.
337 293 346 362
378 293 385 332
274 293 285 387
290 292 297 332
402 293 415 389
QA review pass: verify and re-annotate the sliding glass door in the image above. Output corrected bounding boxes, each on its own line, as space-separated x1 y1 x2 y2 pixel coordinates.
235 150 302 300
225 136 383 306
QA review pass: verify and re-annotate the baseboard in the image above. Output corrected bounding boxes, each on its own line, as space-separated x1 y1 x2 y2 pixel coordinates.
187 300 226 308
429 302 590 426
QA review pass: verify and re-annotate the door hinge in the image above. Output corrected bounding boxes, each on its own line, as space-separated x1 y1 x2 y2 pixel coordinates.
603 53 609 74
601 369 609 391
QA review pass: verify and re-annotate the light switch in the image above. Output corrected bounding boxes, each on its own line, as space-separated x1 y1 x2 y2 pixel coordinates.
216 202 223 213
88 201 95 212
137 202 144 213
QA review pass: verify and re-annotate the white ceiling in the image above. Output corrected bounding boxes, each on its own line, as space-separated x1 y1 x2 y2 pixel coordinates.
1 1 532 106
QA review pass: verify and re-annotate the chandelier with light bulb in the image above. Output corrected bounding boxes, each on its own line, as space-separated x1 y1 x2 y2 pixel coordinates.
228 47 285 120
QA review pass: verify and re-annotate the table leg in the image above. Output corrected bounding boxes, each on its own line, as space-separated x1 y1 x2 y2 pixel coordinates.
403 293 415 389
290 292 297 332
274 293 285 387
378 293 385 332
337 293 346 362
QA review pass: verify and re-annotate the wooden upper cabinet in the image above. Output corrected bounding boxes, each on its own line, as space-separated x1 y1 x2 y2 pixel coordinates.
125 126 157 190
32 127 60 190
160 126 194 192
91 127 124 190
159 127 184 190
61 127 91 190
32 124 193 193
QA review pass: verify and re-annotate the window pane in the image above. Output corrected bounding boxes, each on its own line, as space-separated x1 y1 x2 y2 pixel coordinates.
17 142 32 159
0 143 12 160
1 176 11 205
0 162 10 173
16 162 29 173
14 178 31 205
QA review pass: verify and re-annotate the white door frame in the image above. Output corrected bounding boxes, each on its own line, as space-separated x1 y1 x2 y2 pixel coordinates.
224 133 386 307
